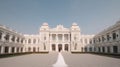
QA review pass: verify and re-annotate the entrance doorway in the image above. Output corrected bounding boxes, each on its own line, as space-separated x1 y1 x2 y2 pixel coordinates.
52 44 56 51
113 46 118 53
58 44 62 52
65 44 69 51
33 47 36 52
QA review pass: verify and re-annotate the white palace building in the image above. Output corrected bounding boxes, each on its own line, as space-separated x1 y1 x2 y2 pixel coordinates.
0 21 120 55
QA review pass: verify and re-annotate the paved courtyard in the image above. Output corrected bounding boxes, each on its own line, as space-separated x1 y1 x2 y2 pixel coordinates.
0 52 120 67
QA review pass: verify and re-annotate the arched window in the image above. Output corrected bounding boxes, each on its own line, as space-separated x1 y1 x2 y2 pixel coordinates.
107 34 110 41
28 39 31 44
98 37 101 42
64 34 68 41
28 47 31 52
21 47 23 52
4 46 9 53
113 32 116 40
25 40 27 44
65 44 68 51
89 40 92 44
11 47 15 53
17 37 19 42
102 36 105 42
89 47 92 52
21 39 24 43
33 47 36 52
58 34 62 41
4 34 9 41
52 34 56 41
11 36 15 42
52 44 56 51
17 47 19 52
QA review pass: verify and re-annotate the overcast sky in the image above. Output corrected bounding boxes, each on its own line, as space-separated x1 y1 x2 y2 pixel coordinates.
0 0 120 35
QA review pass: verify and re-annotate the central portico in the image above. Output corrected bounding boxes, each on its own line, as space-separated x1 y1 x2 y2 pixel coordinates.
41 23 71 52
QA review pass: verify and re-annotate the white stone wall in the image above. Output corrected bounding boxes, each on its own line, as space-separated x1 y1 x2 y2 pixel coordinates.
87 21 120 54
0 22 94 54
0 25 24 54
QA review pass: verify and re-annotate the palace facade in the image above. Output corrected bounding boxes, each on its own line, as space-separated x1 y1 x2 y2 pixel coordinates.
85 21 120 54
0 21 120 55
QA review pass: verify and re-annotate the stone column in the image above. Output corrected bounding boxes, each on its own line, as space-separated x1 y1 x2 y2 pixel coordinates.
8 47 12 54
26 47 28 52
56 34 58 42
15 37 17 43
22 46 25 53
100 47 103 53
95 46 99 52
1 32 6 41
9 35 12 42
1 46 4 54
110 46 114 53
14 47 17 53
105 46 108 53
68 34 70 42
27 39 28 44
62 34 64 42
19 47 21 53
56 44 58 51
62 44 64 51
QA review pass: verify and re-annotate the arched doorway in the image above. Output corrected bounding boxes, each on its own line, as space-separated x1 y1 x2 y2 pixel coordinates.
33 47 36 52
65 44 69 51
28 47 31 52
113 46 118 53
58 44 62 52
52 44 56 51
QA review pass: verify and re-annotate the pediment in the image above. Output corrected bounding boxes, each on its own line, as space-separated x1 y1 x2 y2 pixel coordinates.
50 25 69 31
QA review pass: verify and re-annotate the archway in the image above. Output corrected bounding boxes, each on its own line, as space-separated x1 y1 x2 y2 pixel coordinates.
58 44 62 52
65 44 69 51
52 44 56 51
33 47 36 52
113 46 118 53
28 47 31 52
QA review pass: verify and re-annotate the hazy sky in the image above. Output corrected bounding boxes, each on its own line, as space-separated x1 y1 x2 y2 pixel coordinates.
0 0 120 34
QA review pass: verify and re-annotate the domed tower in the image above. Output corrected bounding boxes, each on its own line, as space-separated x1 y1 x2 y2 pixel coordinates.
39 22 49 32
70 22 81 52
39 22 50 52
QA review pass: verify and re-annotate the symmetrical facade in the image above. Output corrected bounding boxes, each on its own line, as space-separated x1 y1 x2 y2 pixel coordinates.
0 21 120 55
24 23 94 52
0 23 94 54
